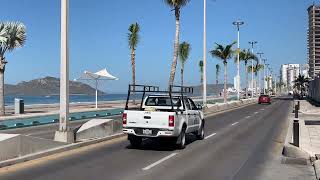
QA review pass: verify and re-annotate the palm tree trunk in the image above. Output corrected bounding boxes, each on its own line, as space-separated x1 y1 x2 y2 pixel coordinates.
224 62 227 103
200 71 203 97
168 8 180 88
0 58 5 116
255 74 258 97
131 49 136 104
216 70 218 84
181 65 184 87
245 62 248 99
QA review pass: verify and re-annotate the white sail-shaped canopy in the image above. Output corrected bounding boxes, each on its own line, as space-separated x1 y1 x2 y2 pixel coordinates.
82 68 119 80
76 68 119 109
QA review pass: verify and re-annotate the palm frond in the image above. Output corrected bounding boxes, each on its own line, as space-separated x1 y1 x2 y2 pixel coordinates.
216 64 220 73
128 23 140 50
164 0 190 8
210 42 236 64
179 41 191 65
199 60 203 73
4 22 26 52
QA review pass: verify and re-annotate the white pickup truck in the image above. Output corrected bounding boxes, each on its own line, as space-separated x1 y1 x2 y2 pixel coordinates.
123 86 205 149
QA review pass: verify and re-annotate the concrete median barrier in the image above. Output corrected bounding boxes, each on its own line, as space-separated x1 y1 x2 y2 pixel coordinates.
0 133 66 162
76 119 122 142
205 98 257 115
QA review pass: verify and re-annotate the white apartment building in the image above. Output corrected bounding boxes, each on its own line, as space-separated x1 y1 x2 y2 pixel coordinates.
280 64 300 91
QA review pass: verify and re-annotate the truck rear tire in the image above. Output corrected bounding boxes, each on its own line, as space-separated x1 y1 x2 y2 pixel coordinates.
196 123 205 140
176 128 186 149
128 135 142 148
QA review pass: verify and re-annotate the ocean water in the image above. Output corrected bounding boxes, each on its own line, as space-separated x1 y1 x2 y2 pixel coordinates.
4 94 128 106
4 92 226 106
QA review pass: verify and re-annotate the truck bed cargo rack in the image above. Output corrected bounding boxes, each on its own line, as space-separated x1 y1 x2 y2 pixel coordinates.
125 84 193 110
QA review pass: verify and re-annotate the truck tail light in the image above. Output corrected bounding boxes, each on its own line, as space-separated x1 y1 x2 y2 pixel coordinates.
169 115 174 127
122 113 127 125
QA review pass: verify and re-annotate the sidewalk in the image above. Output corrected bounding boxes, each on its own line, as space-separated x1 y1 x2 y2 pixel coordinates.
296 100 320 158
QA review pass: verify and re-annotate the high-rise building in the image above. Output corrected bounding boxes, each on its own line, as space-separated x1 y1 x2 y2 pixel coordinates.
301 64 310 78
280 64 300 91
308 5 320 78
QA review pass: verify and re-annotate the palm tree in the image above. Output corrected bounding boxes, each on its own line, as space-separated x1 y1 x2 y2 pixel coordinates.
0 22 26 115
265 76 272 94
236 49 258 98
215 64 220 84
294 74 310 97
210 42 236 103
199 60 204 96
164 0 190 87
178 41 191 86
128 23 140 103
247 64 264 94
254 64 264 95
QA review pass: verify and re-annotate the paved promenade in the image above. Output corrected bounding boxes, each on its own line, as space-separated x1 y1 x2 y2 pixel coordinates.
296 100 320 157
0 101 125 121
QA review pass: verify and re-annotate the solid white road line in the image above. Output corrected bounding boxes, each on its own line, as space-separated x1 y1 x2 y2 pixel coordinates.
260 109 265 111
142 153 178 171
205 133 217 140
254 112 259 114
245 116 251 119
231 122 239 126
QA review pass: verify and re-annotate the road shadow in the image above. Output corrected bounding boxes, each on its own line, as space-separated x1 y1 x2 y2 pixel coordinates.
273 96 293 101
126 134 198 151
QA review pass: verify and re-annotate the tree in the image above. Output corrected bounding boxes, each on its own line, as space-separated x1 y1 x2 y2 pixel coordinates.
248 64 264 95
210 42 236 103
178 41 191 86
128 23 140 104
199 60 204 96
215 64 220 84
164 0 190 88
0 22 26 115
236 49 258 98
294 74 310 97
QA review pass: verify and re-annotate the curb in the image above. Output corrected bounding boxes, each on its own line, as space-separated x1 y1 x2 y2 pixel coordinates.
0 132 126 168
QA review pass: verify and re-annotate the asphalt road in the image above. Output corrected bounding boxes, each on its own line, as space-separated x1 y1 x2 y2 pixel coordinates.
0 98 293 180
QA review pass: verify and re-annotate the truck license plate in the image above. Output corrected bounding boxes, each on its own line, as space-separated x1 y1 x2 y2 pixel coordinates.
142 129 152 135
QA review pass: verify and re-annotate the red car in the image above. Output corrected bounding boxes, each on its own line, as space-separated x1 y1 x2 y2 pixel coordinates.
258 95 271 104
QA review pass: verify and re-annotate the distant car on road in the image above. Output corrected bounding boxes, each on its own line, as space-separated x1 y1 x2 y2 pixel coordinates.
258 95 271 104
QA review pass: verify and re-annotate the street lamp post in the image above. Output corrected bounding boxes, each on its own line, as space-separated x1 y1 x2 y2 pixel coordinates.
203 0 207 108
274 73 277 94
265 63 270 94
262 59 267 94
257 52 264 96
233 20 244 101
248 41 258 98
54 0 74 143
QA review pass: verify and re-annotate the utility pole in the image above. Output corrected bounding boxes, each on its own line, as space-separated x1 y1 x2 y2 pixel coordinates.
203 0 207 108
248 41 258 98
262 59 267 94
54 0 74 143
257 52 264 96
233 20 244 101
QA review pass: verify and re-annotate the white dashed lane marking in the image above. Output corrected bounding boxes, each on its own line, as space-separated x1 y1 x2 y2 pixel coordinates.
142 153 178 171
205 133 217 140
231 122 239 126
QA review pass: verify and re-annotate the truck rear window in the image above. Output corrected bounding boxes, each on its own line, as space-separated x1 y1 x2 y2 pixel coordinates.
145 97 181 107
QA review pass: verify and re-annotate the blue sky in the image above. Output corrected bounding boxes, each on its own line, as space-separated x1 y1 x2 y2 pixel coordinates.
0 0 314 93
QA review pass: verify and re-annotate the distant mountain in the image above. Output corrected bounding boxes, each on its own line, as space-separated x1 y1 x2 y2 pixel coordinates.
192 84 233 95
4 76 106 96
